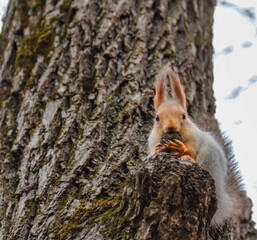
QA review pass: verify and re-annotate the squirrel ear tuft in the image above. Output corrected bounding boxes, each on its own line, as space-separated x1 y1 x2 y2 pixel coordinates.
154 68 168 109
166 67 186 109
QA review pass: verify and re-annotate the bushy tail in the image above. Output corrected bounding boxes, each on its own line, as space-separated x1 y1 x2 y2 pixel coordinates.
194 117 250 220
222 134 251 220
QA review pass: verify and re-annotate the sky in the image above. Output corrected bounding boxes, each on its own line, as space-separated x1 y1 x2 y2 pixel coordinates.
0 0 257 225
213 0 257 224
0 0 7 31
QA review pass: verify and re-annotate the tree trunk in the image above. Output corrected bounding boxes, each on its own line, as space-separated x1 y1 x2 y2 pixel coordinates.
0 0 256 239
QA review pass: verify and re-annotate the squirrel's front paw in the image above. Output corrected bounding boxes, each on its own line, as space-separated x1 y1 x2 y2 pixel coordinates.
163 139 186 156
159 140 196 163
154 140 195 163
153 140 184 154
180 155 195 163
153 143 163 153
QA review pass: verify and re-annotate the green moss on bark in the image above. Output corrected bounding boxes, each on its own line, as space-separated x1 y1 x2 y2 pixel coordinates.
60 0 73 12
52 185 126 240
15 27 54 82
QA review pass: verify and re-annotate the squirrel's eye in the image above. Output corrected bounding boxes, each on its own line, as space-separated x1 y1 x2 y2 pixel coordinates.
182 113 186 120
155 115 160 121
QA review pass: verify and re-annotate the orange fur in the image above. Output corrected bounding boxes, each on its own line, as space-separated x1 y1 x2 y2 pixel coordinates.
166 67 186 109
154 68 168 109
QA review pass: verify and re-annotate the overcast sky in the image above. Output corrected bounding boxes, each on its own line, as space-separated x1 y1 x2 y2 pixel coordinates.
213 0 257 224
0 0 257 225
0 0 7 31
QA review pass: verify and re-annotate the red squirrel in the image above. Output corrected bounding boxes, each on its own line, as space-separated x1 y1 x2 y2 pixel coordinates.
148 66 248 225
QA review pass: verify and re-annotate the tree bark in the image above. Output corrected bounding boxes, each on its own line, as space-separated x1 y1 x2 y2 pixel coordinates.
0 0 256 239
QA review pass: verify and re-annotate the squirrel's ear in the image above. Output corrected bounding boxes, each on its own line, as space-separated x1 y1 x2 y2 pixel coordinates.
166 67 186 109
154 68 168 109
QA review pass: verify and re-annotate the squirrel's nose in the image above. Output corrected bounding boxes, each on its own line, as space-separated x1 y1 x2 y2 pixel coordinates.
165 126 177 133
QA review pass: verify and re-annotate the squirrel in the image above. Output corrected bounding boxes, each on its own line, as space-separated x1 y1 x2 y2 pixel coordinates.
148 66 248 225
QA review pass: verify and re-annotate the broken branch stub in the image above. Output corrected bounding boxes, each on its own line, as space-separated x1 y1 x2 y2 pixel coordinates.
131 131 217 239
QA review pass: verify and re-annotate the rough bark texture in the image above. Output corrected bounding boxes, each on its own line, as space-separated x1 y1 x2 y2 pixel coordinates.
0 0 256 239
128 152 217 240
